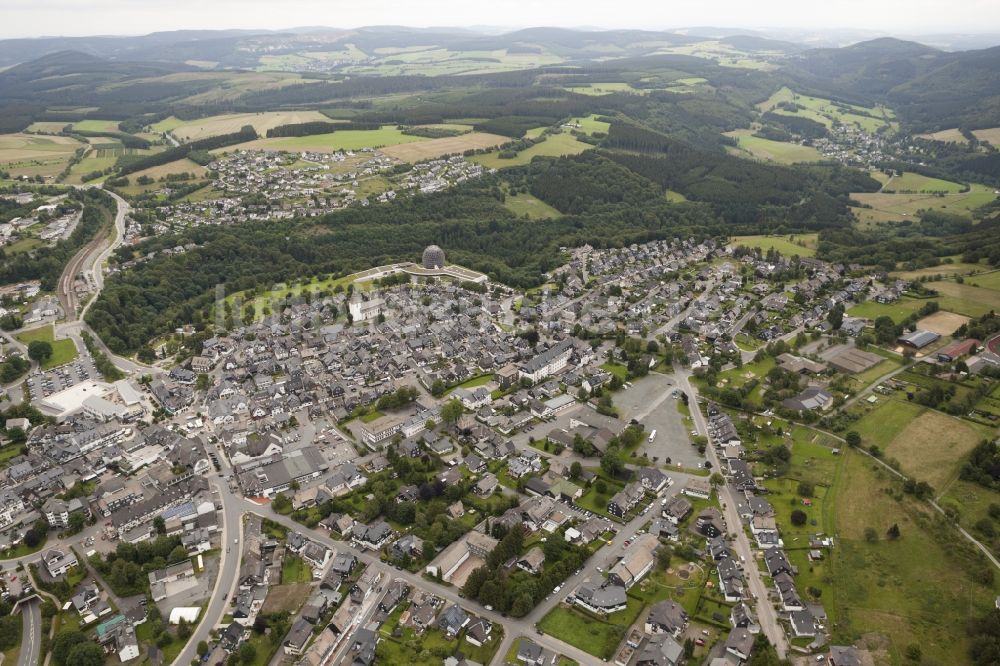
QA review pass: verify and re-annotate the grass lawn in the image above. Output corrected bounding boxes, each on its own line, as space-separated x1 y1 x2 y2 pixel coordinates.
447 373 494 391
538 605 626 660
15 324 77 369
846 297 927 323
472 132 593 169
883 172 965 193
851 184 997 226
729 234 817 257
717 355 776 390
0 443 24 469
891 262 987 281
723 129 824 164
576 479 624 517
600 362 628 381
280 554 313 584
826 450 1000 664
503 191 562 219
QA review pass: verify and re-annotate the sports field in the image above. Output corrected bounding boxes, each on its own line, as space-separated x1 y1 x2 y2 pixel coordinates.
166 111 334 142
220 126 426 154
471 132 593 169
729 233 817 257
882 172 965 193
380 132 508 162
723 129 823 164
846 297 927 323
916 310 970 336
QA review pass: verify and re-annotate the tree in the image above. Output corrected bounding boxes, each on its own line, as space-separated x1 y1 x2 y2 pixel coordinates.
845 431 861 447
569 461 582 481
864 527 879 543
790 510 807 526
905 643 922 662
709 472 725 488
65 641 106 666
153 516 166 535
657 546 672 571
238 642 256 665
887 523 901 540
197 642 209 657
27 340 53 363
600 445 624 478
595 480 607 495
441 399 464 425
68 511 86 534
52 631 88 666
797 481 814 497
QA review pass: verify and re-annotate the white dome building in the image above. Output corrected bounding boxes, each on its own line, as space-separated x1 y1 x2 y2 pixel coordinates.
422 245 445 270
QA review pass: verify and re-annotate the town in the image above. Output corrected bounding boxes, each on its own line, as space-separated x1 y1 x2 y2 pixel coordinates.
0 225 993 666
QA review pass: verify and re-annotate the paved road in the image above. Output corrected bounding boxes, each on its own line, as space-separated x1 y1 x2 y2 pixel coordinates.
17 599 40 666
679 371 789 660
169 479 240 666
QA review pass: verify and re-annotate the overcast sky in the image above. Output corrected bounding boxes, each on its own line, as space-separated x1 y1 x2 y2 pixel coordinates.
5 0 1000 39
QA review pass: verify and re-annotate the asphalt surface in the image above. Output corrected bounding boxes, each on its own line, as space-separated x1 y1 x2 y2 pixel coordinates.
17 599 40 666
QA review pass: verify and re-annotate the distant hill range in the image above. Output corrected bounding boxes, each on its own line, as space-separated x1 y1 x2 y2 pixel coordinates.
0 28 999 132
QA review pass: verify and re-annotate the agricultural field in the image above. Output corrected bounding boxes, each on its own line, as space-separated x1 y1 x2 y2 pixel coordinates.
850 398 925 450
380 132 508 162
826 450 999 664
757 86 895 132
166 111 333 142
882 172 965 194
342 47 563 77
151 70 316 105
729 233 817 257
880 409 987 489
851 184 997 226
925 280 1000 318
16 324 78 370
471 132 593 169
563 82 646 96
502 191 562 219
72 119 122 133
962 269 1000 291
971 127 1000 145
916 128 968 144
567 115 610 136
0 133 84 178
24 121 69 135
891 261 987 280
117 158 209 195
723 128 824 164
219 126 426 154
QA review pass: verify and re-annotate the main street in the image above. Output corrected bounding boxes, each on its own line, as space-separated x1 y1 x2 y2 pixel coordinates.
679 371 789 659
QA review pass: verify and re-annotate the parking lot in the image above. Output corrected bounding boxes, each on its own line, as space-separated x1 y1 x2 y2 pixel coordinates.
26 355 99 398
613 373 706 468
